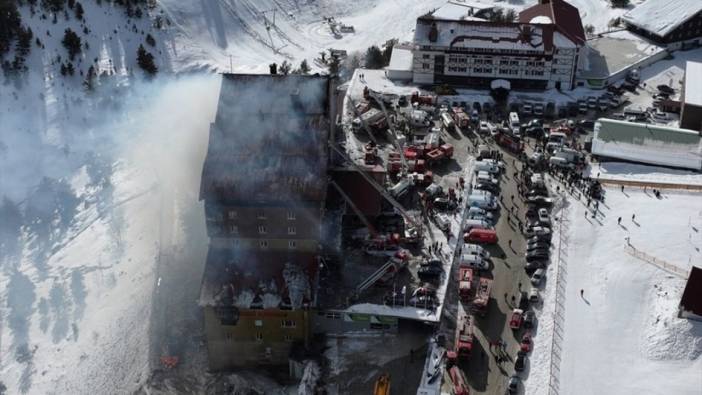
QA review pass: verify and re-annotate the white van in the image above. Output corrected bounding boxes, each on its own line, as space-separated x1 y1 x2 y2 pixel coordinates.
460 254 488 270
549 156 574 169
476 171 499 185
463 219 491 232
474 161 501 174
463 243 490 259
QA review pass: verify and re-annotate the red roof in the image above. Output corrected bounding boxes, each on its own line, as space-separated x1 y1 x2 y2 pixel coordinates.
519 0 585 46
680 266 702 316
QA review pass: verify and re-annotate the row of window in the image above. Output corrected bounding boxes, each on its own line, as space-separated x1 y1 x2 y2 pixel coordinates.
224 333 295 342
228 210 297 221
227 225 298 235
228 239 299 250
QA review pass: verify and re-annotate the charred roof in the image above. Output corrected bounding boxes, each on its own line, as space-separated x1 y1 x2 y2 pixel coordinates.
200 74 330 204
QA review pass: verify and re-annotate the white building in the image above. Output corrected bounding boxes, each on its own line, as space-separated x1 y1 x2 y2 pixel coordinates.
396 0 585 90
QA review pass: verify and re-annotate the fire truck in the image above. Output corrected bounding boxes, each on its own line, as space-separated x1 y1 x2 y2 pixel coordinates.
495 130 524 153
454 310 474 360
472 277 492 316
458 267 474 303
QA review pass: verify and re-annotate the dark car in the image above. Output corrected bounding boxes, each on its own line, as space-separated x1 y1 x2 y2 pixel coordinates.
578 119 595 130
422 258 442 267
418 265 443 279
525 208 539 219
524 311 536 329
518 292 530 310
398 96 408 107
527 196 553 207
527 242 550 251
528 233 552 243
657 84 675 95
526 253 549 263
515 351 527 372
507 375 520 394
434 197 457 211
475 182 499 193
525 260 546 272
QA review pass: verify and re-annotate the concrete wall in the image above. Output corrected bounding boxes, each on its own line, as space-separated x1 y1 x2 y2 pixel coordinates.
204 307 309 370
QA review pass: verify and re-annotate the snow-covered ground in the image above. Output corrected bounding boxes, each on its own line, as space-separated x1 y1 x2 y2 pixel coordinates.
552 186 702 394
0 73 219 394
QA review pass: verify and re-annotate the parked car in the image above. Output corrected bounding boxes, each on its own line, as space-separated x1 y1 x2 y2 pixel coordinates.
460 253 488 270
528 233 552 243
538 208 551 225
514 351 527 372
525 260 546 272
526 250 549 261
520 332 533 353
436 213 450 232
509 308 524 329
524 226 551 237
524 311 536 329
527 241 550 251
418 265 443 279
434 197 457 211
463 243 491 259
478 121 491 135
474 182 499 194
531 268 546 286
657 84 675 95
422 258 442 267
528 288 540 304
507 375 520 394
527 196 554 207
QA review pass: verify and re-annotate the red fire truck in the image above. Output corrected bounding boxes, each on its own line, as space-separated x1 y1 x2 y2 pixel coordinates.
458 267 474 303
472 277 492 316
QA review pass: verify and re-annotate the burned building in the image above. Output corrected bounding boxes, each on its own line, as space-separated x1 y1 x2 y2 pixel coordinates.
199 74 331 369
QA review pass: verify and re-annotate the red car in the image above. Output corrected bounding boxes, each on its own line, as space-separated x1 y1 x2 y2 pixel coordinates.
520 331 533 353
509 309 524 329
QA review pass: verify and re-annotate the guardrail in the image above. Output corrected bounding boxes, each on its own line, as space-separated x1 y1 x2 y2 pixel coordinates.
548 194 570 395
597 179 702 192
624 244 688 279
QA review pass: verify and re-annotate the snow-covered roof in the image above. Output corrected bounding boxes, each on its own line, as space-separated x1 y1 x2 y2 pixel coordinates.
414 18 552 52
530 15 552 24
684 61 702 108
431 0 495 21
387 47 414 72
592 118 702 170
622 0 702 38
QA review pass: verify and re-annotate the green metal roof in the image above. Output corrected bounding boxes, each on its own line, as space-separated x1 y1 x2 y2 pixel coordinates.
595 118 701 146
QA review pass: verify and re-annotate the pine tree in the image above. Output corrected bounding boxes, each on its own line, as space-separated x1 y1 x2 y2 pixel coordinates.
74 2 84 20
145 33 155 46
61 28 81 60
364 45 383 69
279 60 291 75
66 62 74 75
83 64 96 91
298 59 310 74
381 39 397 67
60 63 67 76
136 44 157 75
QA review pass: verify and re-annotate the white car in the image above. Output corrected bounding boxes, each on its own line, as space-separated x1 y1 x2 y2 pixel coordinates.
436 214 450 232
460 254 489 271
525 226 551 237
467 206 493 220
529 287 540 303
531 268 545 286
479 121 491 135
463 243 491 259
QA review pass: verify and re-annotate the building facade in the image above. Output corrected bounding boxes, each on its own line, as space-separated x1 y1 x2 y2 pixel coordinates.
198 74 330 369
680 61 702 132
409 0 585 90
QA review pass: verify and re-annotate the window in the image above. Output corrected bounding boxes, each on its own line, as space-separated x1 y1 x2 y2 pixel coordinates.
257 210 266 220
284 334 294 342
422 54 430 59
228 210 237 219
259 240 269 249
288 226 296 235
255 332 263 342
287 211 296 220
225 333 235 340
422 63 430 70
255 320 263 327
288 240 297 249
229 224 238 235
281 319 296 328
233 239 240 248
258 225 267 234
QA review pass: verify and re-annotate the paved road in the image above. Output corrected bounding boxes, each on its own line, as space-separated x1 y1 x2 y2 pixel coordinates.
436 127 533 395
